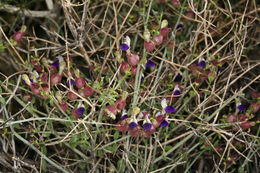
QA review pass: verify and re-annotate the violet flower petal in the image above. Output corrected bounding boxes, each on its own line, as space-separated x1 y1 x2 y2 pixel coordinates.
173 73 182 81
143 123 152 131
237 104 246 112
145 60 155 68
176 23 184 31
23 78 34 86
160 120 169 127
22 80 27 86
198 60 206 68
141 76 144 84
67 79 76 87
76 107 85 115
217 66 222 73
165 106 175 113
173 90 181 96
120 44 129 51
51 61 59 67
121 114 128 120
129 122 138 130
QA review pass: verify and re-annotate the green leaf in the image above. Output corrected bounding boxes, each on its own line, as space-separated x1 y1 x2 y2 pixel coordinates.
79 162 86 170
31 96 36 105
47 120 53 131
104 144 117 154
0 96 6 105
49 97 54 107
42 132 50 137
10 39 16 46
13 123 21 130
104 146 113 153
112 144 118 154
114 131 119 140
69 135 78 148
80 142 90 150
117 160 126 172
189 90 195 96
97 150 103 157
208 73 215 83
164 145 172 152
0 43 7 52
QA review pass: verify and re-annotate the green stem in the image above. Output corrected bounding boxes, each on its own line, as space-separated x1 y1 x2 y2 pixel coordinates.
153 133 194 163
132 0 153 108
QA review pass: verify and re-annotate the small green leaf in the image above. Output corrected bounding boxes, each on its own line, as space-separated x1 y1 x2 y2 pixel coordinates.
208 74 215 83
97 150 103 157
0 96 6 104
79 162 86 170
42 132 50 137
10 39 16 46
0 43 7 52
164 145 172 152
31 97 36 105
114 131 119 140
117 160 126 172
49 97 54 107
80 142 90 150
189 90 195 96
104 144 117 154
47 120 53 131
69 135 78 148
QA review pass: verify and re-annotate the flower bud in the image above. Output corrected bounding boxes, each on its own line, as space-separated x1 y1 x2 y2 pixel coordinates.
161 19 168 28
144 29 151 42
131 107 140 116
22 74 32 86
55 91 63 103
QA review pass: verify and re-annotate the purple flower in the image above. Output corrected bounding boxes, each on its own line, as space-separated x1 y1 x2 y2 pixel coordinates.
22 80 27 86
142 114 152 130
22 78 34 86
173 73 182 81
51 61 59 67
165 106 175 113
237 104 246 112
173 90 181 96
176 23 184 31
129 114 138 130
217 66 222 73
76 107 85 115
67 79 76 87
173 85 181 96
160 120 169 127
121 109 128 120
198 60 206 68
143 123 152 130
141 76 144 84
198 57 206 68
145 60 155 68
22 74 33 86
120 44 129 51
129 122 138 130
121 114 128 120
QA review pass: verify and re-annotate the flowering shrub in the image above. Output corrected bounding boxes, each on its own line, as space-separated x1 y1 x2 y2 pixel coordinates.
0 1 259 173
